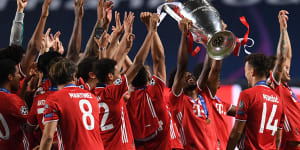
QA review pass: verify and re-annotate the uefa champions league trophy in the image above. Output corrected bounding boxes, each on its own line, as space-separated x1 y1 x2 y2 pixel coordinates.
157 0 237 60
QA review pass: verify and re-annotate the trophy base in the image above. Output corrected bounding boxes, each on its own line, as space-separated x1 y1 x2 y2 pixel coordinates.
207 31 236 60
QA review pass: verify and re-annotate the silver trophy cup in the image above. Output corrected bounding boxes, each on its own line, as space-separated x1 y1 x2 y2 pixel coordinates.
158 0 237 60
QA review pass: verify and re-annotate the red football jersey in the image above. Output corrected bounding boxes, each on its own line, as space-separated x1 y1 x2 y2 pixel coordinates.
77 77 93 91
164 88 184 150
92 76 135 150
127 76 174 149
211 96 232 150
270 73 300 149
169 86 219 150
235 81 284 150
0 88 29 150
43 85 104 150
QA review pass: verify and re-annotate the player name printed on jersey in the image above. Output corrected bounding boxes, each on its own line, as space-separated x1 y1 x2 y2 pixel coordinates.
262 94 279 103
68 93 93 98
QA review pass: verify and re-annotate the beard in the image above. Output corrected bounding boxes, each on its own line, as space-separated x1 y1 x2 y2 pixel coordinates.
184 84 197 91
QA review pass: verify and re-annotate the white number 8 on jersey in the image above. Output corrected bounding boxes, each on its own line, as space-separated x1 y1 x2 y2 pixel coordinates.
79 100 95 130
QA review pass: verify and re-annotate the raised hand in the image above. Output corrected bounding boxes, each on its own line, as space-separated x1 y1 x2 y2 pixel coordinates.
124 11 135 33
94 31 110 49
126 33 135 49
74 0 86 19
97 0 113 26
94 31 110 58
17 0 28 12
44 28 55 51
111 11 124 36
178 18 193 33
149 13 160 32
140 12 152 30
278 10 289 30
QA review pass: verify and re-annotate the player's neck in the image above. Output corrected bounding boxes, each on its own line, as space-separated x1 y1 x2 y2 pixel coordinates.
252 76 267 87
57 81 76 90
0 83 11 92
185 90 198 99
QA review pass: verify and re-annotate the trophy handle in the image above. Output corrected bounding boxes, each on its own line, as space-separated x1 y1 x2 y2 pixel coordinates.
157 2 184 25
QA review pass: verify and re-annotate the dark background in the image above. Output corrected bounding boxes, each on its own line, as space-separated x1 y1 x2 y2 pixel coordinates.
0 0 299 87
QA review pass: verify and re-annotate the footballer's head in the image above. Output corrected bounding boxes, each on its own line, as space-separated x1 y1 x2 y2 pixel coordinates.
132 66 151 88
0 59 21 92
0 45 25 63
37 51 62 79
49 58 76 86
77 57 98 83
167 68 197 91
95 58 119 84
244 53 269 87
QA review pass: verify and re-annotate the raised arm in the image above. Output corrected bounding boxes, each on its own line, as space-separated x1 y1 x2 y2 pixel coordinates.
10 0 27 46
21 0 52 76
125 14 159 84
272 10 290 83
197 54 213 90
83 0 113 57
66 0 86 63
172 18 192 95
140 12 166 82
106 11 125 59
113 12 135 71
206 59 222 97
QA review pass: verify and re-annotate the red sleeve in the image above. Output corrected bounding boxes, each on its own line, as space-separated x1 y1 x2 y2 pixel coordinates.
148 76 166 97
235 91 250 121
9 94 28 123
169 89 184 112
106 75 129 101
269 71 280 87
43 95 60 124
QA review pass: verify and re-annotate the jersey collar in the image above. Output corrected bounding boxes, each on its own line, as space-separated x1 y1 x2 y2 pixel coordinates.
0 87 10 94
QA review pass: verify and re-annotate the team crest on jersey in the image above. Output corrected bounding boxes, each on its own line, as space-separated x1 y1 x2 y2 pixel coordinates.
150 78 156 86
114 78 122 85
20 106 28 115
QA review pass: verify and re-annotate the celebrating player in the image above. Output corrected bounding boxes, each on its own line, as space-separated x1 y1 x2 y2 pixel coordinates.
269 10 300 150
0 59 29 150
227 53 284 150
40 59 104 150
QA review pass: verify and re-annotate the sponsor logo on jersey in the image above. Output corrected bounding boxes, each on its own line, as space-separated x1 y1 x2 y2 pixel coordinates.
38 100 46 106
114 78 122 85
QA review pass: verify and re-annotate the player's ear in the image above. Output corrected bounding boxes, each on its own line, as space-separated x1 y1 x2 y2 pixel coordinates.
107 73 114 82
7 74 13 81
72 73 77 82
251 68 255 77
88 72 97 79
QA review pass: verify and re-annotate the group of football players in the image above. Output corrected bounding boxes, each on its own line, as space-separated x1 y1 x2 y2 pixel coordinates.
0 0 299 150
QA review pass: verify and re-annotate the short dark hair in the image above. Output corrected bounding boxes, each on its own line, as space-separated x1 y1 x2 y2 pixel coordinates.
167 68 177 88
267 55 277 71
77 57 98 82
49 58 76 85
193 63 204 79
245 53 269 77
0 45 25 63
132 66 149 87
0 59 17 85
37 51 62 78
95 58 117 83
